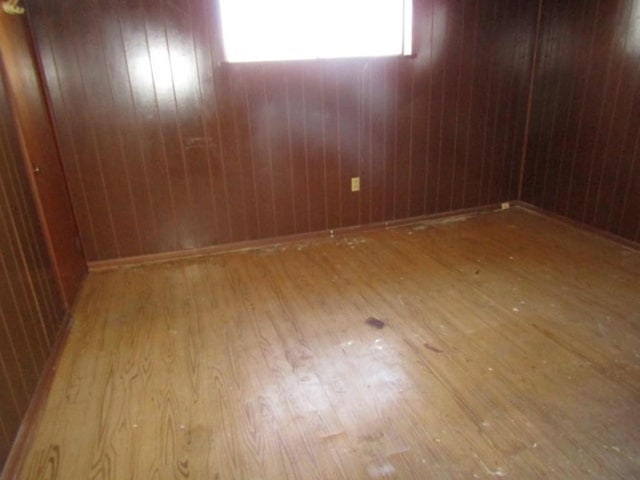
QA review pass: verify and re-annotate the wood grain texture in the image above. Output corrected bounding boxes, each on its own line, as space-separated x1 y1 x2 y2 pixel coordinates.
0 62 65 469
14 208 640 479
25 0 538 262
523 0 640 243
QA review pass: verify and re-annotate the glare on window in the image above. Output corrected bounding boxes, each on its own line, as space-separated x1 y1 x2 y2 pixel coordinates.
218 0 413 63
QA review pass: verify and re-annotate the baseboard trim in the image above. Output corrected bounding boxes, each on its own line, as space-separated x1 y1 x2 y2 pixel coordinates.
0 313 74 480
88 203 505 271
511 201 640 251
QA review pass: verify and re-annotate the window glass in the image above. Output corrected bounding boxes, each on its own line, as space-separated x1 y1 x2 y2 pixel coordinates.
219 0 413 63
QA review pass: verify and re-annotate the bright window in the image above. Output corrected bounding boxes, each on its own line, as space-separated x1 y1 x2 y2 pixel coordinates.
218 0 413 63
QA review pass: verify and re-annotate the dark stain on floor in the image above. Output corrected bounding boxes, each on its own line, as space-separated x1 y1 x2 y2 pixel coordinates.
365 317 386 329
424 343 444 353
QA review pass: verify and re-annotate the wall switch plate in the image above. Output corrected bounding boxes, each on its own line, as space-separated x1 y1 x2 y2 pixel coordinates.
351 177 360 192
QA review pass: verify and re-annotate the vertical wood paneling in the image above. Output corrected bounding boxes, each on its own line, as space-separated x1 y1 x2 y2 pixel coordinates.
0 69 64 467
28 0 539 262
524 0 640 243
0 11 86 308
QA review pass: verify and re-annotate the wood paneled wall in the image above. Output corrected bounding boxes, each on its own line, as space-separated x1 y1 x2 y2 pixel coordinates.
523 0 640 243
0 70 64 466
0 11 86 308
27 0 539 262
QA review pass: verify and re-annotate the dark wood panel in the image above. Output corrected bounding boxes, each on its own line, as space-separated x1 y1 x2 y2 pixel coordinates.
524 0 640 243
0 61 65 469
0 12 86 307
27 0 539 261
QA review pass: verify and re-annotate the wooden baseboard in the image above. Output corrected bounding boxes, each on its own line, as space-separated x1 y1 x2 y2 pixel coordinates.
88 203 505 271
511 201 640 251
0 313 74 480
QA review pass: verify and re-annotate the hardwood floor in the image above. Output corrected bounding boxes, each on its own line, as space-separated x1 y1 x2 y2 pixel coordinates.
13 208 640 479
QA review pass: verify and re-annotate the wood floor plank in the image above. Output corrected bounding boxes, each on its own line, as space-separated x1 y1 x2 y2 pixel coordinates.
13 208 640 479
